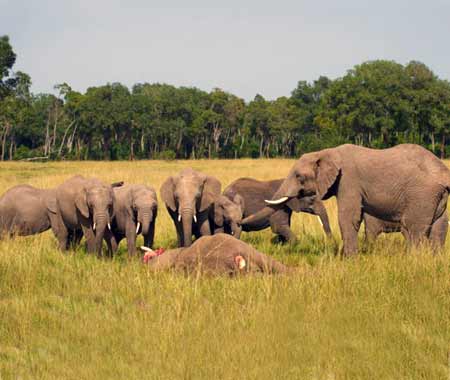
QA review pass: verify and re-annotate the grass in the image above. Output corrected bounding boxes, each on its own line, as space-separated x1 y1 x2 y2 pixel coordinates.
0 159 450 379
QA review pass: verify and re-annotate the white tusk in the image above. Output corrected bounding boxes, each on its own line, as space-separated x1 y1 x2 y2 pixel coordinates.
136 222 141 234
140 246 154 253
231 231 234 235
193 215 197 223
265 197 289 205
107 223 111 231
178 214 182 222
317 216 323 227
93 222 96 231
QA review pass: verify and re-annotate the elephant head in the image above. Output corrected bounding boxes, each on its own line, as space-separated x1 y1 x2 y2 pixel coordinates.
76 181 122 252
214 194 244 238
126 186 158 235
242 149 341 225
160 168 221 247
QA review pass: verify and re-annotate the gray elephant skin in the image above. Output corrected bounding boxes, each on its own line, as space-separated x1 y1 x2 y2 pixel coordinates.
106 184 158 256
212 194 245 238
224 177 331 242
160 168 221 247
0 185 58 237
53 175 123 255
144 233 290 276
246 144 450 256
363 212 448 246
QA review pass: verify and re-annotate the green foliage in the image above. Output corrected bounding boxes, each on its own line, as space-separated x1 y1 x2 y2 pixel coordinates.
1 36 450 161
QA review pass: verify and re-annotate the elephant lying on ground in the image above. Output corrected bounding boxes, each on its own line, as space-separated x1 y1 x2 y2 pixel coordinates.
0 185 58 237
53 175 123 255
161 168 221 247
141 233 290 276
363 212 448 246
244 144 450 256
106 184 158 256
223 178 331 242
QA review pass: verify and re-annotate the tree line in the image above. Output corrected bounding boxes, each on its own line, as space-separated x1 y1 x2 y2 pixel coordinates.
1 35 450 161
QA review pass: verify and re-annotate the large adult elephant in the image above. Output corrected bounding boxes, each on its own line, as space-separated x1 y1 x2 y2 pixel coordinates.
243 144 450 256
223 177 331 242
54 175 123 255
106 184 158 256
0 185 58 237
141 233 290 276
160 168 221 247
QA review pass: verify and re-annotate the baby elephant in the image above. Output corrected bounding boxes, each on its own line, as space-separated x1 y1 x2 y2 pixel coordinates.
0 185 58 238
106 184 158 256
212 194 245 238
364 213 448 247
142 233 290 276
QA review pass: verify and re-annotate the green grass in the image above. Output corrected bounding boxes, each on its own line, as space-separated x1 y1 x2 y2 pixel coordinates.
1 160 450 379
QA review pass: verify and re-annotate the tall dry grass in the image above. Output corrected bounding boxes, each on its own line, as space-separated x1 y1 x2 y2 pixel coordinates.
0 159 449 379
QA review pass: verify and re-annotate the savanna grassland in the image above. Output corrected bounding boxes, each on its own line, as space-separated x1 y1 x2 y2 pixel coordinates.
1 159 450 380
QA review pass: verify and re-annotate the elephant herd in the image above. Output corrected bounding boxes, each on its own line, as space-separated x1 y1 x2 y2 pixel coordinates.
1 143 449 275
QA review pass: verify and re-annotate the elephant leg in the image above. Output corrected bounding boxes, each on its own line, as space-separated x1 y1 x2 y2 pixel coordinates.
270 209 296 243
337 195 362 256
125 224 137 257
312 201 332 236
429 212 448 251
363 213 384 243
81 225 96 254
198 214 211 237
49 213 70 251
103 230 118 258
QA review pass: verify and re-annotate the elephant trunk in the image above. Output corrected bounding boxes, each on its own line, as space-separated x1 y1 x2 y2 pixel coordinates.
231 222 242 239
241 205 279 226
266 177 299 205
138 208 153 236
180 208 194 247
93 212 108 254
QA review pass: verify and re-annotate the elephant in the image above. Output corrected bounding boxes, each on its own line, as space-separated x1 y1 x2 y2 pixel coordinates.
0 185 59 238
53 175 123 255
160 168 221 247
223 177 331 242
243 144 450 256
363 212 448 246
106 184 158 256
212 194 245 238
141 233 290 276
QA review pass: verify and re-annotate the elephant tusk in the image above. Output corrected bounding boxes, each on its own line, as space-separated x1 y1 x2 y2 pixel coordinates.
193 215 197 223
231 231 234 236
317 216 323 227
136 222 141 234
265 196 289 205
93 222 96 231
178 214 182 222
107 223 111 231
140 246 154 253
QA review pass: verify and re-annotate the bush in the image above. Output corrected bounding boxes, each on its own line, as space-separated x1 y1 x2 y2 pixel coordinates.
157 149 176 161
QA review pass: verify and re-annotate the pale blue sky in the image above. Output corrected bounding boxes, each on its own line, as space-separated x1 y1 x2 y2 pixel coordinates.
1 0 449 100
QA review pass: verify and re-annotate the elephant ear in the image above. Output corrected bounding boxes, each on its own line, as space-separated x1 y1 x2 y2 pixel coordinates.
316 152 340 199
160 177 176 211
75 190 90 218
200 176 221 212
46 197 58 214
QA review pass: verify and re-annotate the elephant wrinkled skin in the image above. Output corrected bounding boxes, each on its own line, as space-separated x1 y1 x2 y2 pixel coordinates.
0 185 59 237
244 144 450 256
106 184 158 256
144 233 290 276
53 175 123 255
226 177 331 242
161 168 221 247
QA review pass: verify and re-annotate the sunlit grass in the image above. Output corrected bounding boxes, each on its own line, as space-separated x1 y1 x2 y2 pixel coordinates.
1 159 450 379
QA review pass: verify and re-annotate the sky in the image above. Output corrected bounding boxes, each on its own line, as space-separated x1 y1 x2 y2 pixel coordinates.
1 0 449 101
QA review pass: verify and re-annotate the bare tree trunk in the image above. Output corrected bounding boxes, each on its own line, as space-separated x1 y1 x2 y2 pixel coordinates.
1 122 11 161
441 134 446 159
